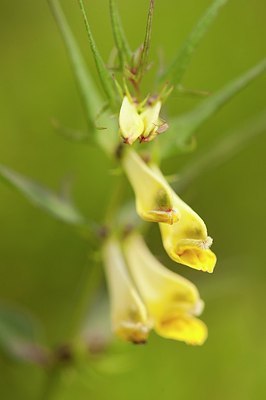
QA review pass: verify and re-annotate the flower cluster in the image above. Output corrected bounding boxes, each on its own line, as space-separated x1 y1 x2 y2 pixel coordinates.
102 100 216 346
119 94 167 144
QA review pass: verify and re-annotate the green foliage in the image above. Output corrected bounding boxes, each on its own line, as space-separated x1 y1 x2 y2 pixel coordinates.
0 305 47 364
0 164 86 226
109 0 132 69
175 110 266 192
159 0 228 84
161 58 266 156
78 0 118 108
48 0 102 135
137 0 155 83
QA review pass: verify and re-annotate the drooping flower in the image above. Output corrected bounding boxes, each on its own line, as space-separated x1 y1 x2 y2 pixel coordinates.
123 233 207 345
148 165 216 273
122 149 180 224
102 236 151 344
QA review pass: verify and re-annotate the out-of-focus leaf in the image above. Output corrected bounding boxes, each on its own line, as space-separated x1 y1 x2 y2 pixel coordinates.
158 0 228 85
0 164 86 226
137 0 155 82
48 0 102 134
161 58 266 156
109 0 131 69
52 119 90 143
174 110 266 193
0 305 50 365
78 0 118 108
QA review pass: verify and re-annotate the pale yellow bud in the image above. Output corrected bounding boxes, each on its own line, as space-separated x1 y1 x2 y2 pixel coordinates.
119 96 144 145
102 237 151 344
140 100 162 142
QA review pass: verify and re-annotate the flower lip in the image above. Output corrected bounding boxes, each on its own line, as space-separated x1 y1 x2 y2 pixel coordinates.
174 239 216 273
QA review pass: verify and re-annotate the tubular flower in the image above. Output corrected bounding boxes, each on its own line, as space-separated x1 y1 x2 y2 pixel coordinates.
123 233 207 345
150 166 216 272
102 236 151 344
122 149 179 224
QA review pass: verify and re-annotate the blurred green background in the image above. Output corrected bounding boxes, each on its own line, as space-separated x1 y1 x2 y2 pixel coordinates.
0 0 266 399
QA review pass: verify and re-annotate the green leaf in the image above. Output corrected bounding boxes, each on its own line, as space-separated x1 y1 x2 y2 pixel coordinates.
0 164 86 226
52 118 90 143
48 0 102 134
109 0 131 69
78 0 118 108
174 111 266 193
0 304 50 365
161 58 266 157
137 0 155 82
159 0 228 85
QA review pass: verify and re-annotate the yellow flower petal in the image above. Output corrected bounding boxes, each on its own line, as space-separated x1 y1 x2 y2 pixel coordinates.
150 166 216 272
140 100 162 141
123 233 207 345
122 150 180 224
159 211 216 272
155 313 208 345
102 237 151 344
119 96 144 145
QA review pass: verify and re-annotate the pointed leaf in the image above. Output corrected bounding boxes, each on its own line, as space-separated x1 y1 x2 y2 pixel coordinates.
109 0 131 69
0 164 86 226
48 0 102 133
137 0 155 82
161 58 266 157
159 0 228 84
78 0 118 108
174 111 266 192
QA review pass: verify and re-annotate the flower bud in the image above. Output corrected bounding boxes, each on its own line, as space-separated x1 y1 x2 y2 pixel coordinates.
119 96 144 145
139 100 163 142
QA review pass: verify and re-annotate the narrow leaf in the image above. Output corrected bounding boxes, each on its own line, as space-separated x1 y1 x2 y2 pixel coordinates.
48 0 102 133
159 0 228 84
0 164 86 226
161 58 266 156
137 0 155 82
0 305 50 365
109 0 131 69
174 111 266 193
52 118 90 143
78 0 118 108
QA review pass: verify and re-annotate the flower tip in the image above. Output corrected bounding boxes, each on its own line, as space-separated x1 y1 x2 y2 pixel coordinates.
116 321 150 344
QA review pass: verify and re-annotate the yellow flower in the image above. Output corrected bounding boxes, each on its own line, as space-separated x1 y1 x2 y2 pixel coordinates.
102 236 151 344
122 149 180 224
139 100 163 142
119 95 165 144
159 192 216 272
119 96 144 145
147 165 216 272
123 233 207 345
